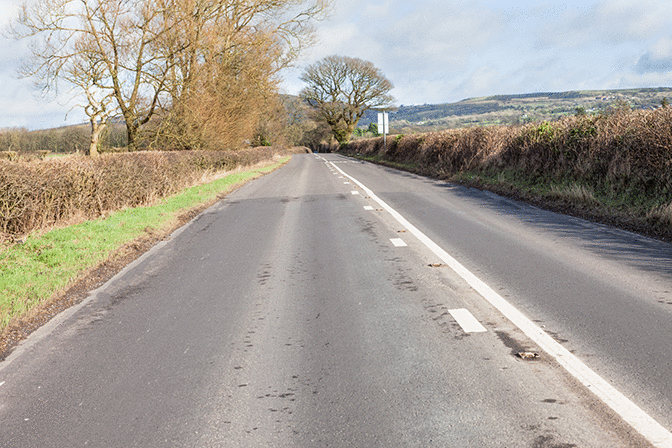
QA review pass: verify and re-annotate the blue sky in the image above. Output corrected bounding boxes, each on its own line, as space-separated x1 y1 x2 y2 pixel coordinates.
2 0 672 129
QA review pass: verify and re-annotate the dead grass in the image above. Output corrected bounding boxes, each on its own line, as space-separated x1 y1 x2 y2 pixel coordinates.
647 202 672 228
338 107 672 240
547 184 599 206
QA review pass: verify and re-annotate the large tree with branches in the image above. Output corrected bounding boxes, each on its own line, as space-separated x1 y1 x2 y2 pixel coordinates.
12 0 330 152
300 55 394 144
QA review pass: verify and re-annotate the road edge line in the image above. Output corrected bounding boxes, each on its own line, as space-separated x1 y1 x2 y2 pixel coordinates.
326 157 672 448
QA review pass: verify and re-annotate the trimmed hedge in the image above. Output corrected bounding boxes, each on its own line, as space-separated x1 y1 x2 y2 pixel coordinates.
0 146 302 240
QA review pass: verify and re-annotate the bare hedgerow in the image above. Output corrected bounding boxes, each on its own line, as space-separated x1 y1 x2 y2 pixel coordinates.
0 147 298 241
338 106 672 227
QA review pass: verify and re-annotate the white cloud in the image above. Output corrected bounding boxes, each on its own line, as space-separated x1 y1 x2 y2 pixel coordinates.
649 38 672 60
535 0 672 48
286 0 510 105
0 0 20 28
5 0 672 128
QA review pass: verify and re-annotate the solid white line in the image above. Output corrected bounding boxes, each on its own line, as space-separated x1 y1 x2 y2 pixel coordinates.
327 158 672 448
364 206 374 211
390 238 407 247
449 309 487 333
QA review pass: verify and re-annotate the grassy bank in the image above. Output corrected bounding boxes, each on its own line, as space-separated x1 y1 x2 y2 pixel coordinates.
338 107 672 242
0 157 289 336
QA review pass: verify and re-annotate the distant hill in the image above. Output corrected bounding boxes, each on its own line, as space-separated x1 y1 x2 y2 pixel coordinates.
358 87 672 132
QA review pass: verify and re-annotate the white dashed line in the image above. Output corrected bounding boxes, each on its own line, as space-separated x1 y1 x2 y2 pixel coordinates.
364 206 374 211
322 155 672 448
351 191 359 195
449 309 487 333
390 238 407 247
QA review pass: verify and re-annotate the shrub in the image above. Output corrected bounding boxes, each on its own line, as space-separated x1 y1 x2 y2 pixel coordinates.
337 106 672 231
0 146 297 241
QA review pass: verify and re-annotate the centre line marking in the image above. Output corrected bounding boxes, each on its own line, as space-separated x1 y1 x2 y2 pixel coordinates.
449 309 487 333
323 156 672 448
390 238 407 247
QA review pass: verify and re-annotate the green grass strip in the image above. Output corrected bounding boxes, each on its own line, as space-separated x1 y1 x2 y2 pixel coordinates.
0 158 289 329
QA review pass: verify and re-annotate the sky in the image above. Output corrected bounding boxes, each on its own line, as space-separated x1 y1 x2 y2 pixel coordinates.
2 0 672 129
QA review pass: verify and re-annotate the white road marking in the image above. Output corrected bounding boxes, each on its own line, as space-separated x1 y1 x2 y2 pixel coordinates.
449 309 487 333
0 381 5 387
364 206 374 210
324 156 672 448
344 181 350 184
390 238 407 247
351 191 359 195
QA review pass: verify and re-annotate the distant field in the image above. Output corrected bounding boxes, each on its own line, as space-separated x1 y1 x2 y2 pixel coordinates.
358 87 672 133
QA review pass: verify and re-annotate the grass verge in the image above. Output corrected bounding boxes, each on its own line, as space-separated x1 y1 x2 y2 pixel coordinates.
346 153 672 243
0 157 289 353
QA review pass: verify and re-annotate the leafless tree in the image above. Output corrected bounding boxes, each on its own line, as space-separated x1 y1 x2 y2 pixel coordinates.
11 0 330 152
65 37 116 155
300 55 394 144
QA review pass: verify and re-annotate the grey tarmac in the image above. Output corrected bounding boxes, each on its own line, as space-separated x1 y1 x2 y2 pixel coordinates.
0 153 665 447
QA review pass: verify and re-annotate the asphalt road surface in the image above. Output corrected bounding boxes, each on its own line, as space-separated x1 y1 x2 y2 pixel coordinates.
1 153 671 447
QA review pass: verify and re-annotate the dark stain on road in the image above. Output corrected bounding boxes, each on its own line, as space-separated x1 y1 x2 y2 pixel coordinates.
495 330 540 360
532 434 577 448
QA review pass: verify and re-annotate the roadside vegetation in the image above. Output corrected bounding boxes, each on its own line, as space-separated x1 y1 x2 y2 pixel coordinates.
9 0 330 155
0 146 301 242
300 55 394 144
336 105 672 242
0 148 300 353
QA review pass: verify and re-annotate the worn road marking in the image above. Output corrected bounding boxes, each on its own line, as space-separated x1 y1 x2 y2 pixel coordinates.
323 155 672 448
449 309 487 333
390 238 407 247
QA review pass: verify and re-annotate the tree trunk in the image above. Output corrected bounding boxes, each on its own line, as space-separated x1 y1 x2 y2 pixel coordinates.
88 120 106 156
125 120 140 152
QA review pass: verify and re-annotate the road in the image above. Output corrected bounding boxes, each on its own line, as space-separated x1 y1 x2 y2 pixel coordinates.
1 153 671 447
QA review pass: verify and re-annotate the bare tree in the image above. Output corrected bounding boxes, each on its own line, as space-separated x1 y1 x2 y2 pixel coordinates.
66 37 116 155
12 0 174 150
11 0 330 152
300 55 394 144
152 22 285 150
